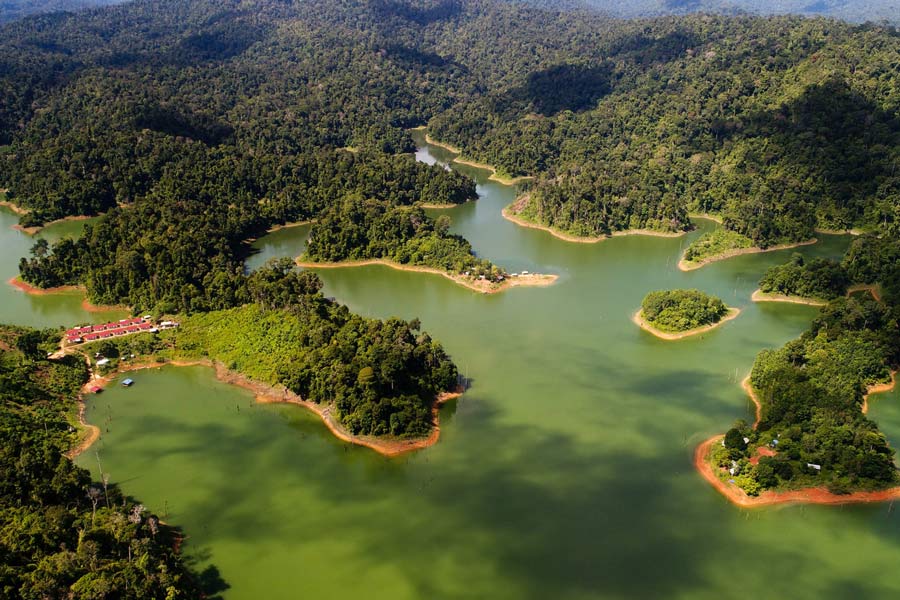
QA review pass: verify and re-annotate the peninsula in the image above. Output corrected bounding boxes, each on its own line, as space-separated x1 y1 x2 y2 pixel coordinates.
300 197 556 293
295 258 556 294
697 373 900 507
423 133 533 186
679 229 818 271
502 195 689 243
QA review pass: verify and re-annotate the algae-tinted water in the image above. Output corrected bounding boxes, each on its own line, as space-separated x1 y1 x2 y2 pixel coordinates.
2 137 895 598
0 209 128 327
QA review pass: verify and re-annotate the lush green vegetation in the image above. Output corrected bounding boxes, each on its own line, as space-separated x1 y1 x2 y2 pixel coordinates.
17 150 475 312
430 15 900 244
681 228 753 265
640 289 729 333
716 234 900 495
0 0 123 25
78 259 459 438
758 254 850 301
0 325 213 598
305 197 505 281
514 184 691 238
576 0 899 24
2 1 898 249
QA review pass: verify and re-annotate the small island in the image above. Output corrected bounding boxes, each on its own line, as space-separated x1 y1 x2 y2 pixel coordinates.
633 289 740 340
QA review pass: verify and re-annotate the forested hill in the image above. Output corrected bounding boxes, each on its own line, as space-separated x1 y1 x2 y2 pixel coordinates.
1 0 898 254
571 0 900 25
0 0 124 25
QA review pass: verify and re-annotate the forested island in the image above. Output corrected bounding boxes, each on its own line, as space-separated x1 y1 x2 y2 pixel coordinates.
700 234 900 503
0 324 213 597
633 289 739 340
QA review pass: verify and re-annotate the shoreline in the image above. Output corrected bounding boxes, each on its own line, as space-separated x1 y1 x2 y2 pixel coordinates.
814 227 865 236
862 371 897 414
695 374 900 507
0 199 29 216
8 276 84 295
632 307 741 341
751 289 828 307
14 214 94 236
244 220 313 244
296 258 557 294
422 134 533 186
502 199 689 244
688 213 723 224
678 239 818 272
68 358 463 459
418 201 473 209
8 276 127 312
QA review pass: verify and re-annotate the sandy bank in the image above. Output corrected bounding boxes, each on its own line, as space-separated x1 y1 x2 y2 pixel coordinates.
678 239 818 272
14 214 94 236
847 284 882 302
862 371 897 415
751 289 828 307
696 374 900 507
0 199 29 215
688 213 723 224
296 258 557 294
9 276 127 312
502 197 688 244
814 227 866 236
632 307 741 341
417 201 473 209
69 358 463 459
423 134 532 186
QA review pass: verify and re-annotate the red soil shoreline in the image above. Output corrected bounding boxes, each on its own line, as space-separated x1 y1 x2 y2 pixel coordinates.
8 276 83 295
696 373 900 507
69 358 463 459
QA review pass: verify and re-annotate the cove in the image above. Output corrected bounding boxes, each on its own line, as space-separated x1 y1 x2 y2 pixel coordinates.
0 207 128 327
5 136 900 597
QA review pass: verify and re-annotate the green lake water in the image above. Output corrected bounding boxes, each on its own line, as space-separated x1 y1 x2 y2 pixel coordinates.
0 209 128 327
4 134 900 597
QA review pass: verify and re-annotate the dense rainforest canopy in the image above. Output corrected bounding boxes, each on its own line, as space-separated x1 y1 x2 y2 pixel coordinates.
2 0 899 260
0 325 211 598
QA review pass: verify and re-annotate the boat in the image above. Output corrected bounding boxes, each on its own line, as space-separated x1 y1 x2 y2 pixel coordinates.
121 378 134 387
